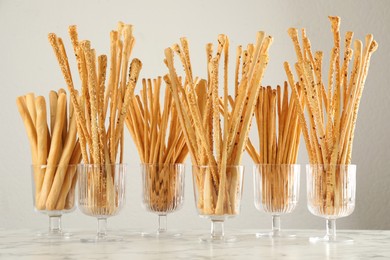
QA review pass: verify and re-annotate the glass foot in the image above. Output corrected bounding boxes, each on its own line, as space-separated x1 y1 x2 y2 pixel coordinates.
141 230 182 239
256 231 296 239
199 235 237 243
80 235 123 243
36 230 72 240
309 235 353 244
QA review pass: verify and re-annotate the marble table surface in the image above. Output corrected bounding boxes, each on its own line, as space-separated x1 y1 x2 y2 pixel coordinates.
0 228 389 259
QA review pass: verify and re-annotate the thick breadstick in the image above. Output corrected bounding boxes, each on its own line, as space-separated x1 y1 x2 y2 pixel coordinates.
25 93 37 127
35 96 48 200
16 97 38 164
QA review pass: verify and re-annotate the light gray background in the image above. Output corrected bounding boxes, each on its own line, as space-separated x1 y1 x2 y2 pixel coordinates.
1 0 389 231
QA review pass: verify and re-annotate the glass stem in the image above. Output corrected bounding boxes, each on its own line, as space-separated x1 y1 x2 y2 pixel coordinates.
211 220 224 240
97 218 108 239
272 215 281 236
49 215 62 234
158 214 167 233
326 219 336 241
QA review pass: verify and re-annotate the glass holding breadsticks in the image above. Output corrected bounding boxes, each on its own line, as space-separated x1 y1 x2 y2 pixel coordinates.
46 22 142 241
125 77 188 238
283 16 378 242
17 89 81 239
248 84 302 238
165 31 273 242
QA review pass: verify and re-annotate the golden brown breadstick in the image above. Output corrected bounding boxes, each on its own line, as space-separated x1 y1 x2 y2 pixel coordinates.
35 96 48 201
25 93 37 127
16 97 37 164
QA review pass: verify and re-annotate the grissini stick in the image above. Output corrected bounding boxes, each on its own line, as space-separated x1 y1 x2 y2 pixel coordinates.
16 97 37 164
25 93 37 127
49 90 58 136
35 96 48 203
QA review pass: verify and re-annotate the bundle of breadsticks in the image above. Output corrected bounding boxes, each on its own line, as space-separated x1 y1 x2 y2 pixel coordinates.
164 32 273 215
125 77 188 212
247 83 304 212
48 22 142 215
247 83 303 164
284 16 378 214
17 90 81 211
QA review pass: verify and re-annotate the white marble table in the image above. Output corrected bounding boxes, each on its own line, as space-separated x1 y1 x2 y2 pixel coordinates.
1 229 389 259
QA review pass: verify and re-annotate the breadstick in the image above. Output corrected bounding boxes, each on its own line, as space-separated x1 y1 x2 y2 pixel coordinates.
48 33 92 151
25 93 37 127
284 62 314 162
35 96 48 201
16 97 37 164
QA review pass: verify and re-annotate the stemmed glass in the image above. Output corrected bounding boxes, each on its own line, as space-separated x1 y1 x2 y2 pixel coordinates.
140 163 185 237
254 164 300 238
192 165 244 243
78 164 126 242
306 164 356 243
31 164 78 239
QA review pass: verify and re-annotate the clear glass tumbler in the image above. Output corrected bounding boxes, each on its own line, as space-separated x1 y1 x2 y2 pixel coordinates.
192 165 244 243
140 163 185 237
306 164 356 243
78 164 126 242
254 164 300 238
31 164 78 239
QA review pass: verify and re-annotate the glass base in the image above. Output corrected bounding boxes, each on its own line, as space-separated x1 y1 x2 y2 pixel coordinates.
80 235 123 243
141 230 182 239
256 231 296 239
199 235 237 243
36 230 72 240
309 235 354 244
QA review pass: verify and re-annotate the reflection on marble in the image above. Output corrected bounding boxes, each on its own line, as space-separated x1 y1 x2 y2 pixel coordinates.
0 229 390 259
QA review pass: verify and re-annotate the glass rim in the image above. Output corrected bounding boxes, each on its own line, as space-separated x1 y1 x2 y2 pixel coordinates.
78 163 127 167
192 164 244 169
31 164 78 168
254 164 300 166
305 164 356 167
140 163 185 166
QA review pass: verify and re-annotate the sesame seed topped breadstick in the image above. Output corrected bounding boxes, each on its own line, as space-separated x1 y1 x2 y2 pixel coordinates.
48 23 141 165
284 16 378 215
165 32 272 216
46 23 141 215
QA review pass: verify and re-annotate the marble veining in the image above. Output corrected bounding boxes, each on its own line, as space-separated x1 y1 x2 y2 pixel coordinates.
0 229 390 259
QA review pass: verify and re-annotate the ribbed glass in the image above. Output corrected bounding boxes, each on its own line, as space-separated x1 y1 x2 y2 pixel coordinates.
141 163 185 214
192 165 244 243
254 164 300 214
306 164 356 243
78 164 126 218
306 164 356 219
